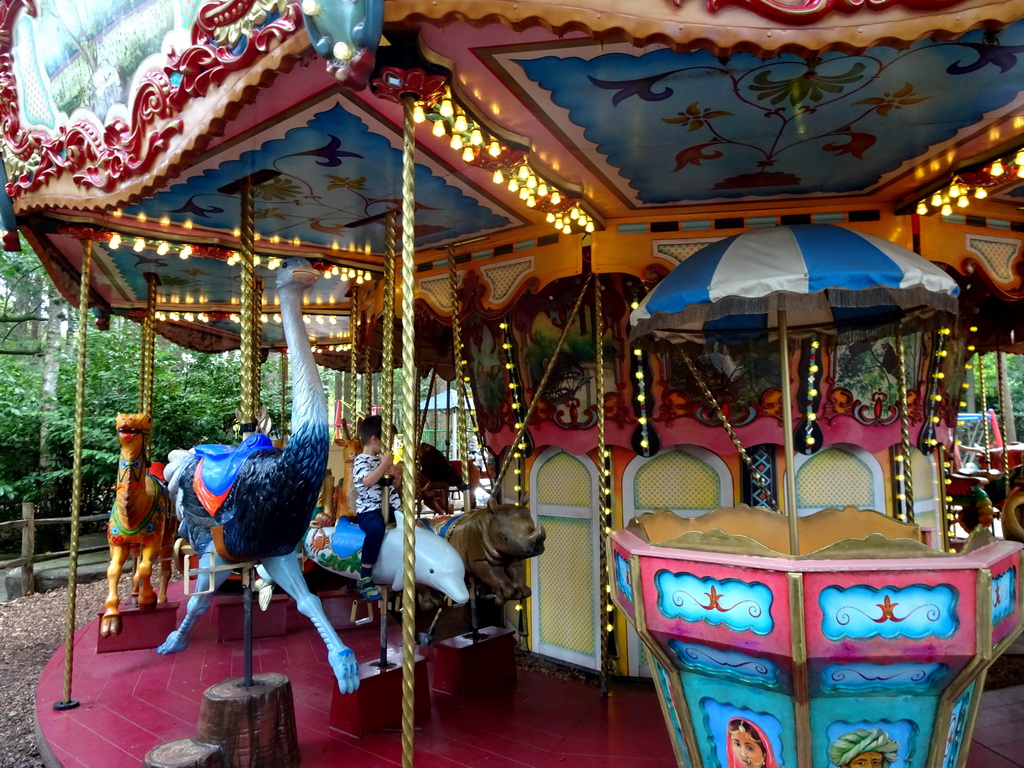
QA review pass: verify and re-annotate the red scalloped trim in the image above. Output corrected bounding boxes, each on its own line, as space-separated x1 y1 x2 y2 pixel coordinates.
0 0 303 199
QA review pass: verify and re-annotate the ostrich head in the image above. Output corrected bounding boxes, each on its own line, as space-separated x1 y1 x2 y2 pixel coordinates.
276 258 322 294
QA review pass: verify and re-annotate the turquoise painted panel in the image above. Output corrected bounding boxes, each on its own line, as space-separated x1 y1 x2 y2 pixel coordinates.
127 104 512 252
940 682 976 768
653 657 694 768
992 566 1017 627
812 696 938 768
819 662 948 694
819 584 959 641
615 551 633 605
655 570 774 635
668 639 780 689
515 22 1024 204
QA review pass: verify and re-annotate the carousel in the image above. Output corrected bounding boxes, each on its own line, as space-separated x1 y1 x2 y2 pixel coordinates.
4 1 1024 767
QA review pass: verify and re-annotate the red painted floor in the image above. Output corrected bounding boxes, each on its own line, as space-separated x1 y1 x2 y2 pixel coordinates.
34 584 1024 767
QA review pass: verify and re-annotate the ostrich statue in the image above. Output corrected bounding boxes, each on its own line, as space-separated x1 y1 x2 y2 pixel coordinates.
157 258 359 694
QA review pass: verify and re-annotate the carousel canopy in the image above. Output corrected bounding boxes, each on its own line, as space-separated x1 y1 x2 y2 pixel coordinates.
1 1 1023 355
630 224 960 341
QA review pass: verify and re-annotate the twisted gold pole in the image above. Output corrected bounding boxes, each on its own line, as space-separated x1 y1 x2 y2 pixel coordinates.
492 274 594 497
595 276 613 692
895 326 913 522
677 348 780 512
399 96 418 768
57 240 92 710
239 179 259 431
139 273 158 414
997 349 1010 499
280 351 288 439
350 287 360 422
980 353 991 472
448 247 471 508
252 277 264 419
382 212 397 449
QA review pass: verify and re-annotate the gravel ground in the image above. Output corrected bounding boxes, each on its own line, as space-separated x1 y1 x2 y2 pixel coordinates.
0 581 108 768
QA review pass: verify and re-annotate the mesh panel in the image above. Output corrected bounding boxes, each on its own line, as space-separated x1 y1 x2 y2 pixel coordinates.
635 451 721 510
656 241 716 264
537 452 591 507
538 516 596 657
418 275 453 312
796 448 875 508
483 259 533 303
966 236 1020 283
911 449 937 502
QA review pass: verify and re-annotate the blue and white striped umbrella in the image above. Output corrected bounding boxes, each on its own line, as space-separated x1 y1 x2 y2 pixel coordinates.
631 225 959 342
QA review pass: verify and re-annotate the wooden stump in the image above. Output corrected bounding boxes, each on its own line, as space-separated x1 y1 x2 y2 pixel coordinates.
195 673 299 768
143 738 225 768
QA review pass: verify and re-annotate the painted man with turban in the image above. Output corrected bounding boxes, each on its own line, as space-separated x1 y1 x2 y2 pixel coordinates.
828 729 900 768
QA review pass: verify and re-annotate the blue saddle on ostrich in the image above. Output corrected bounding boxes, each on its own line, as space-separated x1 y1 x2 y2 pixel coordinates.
193 433 275 516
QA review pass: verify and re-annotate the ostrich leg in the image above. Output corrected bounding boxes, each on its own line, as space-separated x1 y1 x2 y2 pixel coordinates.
260 553 360 694
157 543 231 655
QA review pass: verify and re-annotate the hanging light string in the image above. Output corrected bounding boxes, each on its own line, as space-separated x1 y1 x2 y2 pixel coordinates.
492 274 595 499
895 326 914 523
920 327 951 452
997 350 1010 500
802 339 821 453
938 442 954 552
595 276 616 693
501 322 528 506
677 347 780 512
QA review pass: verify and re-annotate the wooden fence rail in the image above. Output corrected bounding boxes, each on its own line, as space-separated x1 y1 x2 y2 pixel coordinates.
0 503 109 595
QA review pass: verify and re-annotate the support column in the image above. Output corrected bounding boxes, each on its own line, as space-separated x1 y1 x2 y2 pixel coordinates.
54 240 92 711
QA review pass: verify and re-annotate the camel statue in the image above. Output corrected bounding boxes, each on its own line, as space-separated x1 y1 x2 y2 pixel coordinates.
102 413 171 637
157 258 360 695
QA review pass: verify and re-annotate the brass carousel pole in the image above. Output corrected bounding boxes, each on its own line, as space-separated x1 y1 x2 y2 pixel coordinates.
280 351 288 440
979 353 991 472
239 178 261 434
895 325 914 522
382 213 397 451
447 246 471 509
139 273 158 416
997 349 1010 498
350 287 361 421
777 311 800 556
399 95 419 768
54 240 92 711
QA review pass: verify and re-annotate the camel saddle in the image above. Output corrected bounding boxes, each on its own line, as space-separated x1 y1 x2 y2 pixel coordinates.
193 433 275 516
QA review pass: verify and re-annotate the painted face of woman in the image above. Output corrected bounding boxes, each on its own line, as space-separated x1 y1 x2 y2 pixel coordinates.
730 729 766 768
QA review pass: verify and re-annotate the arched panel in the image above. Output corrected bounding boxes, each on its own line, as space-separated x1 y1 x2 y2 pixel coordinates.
794 444 886 515
529 447 600 670
623 446 733 522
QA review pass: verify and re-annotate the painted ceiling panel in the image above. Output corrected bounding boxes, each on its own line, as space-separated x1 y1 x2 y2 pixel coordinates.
511 22 1024 205
125 103 517 252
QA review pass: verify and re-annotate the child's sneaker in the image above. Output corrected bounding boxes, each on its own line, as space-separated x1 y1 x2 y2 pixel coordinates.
357 576 381 601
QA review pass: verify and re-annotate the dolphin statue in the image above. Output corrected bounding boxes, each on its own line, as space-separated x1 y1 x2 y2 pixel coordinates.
303 512 470 604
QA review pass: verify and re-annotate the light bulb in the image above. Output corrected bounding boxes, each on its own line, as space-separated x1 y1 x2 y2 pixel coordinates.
462 146 474 162
930 192 942 207
412 104 425 123
493 170 503 184
992 159 1005 176
537 183 548 196
957 195 969 208
431 119 446 138
450 134 463 151
941 203 952 215
518 165 529 181
916 202 928 215
488 141 501 158
133 237 145 252
109 233 121 249
975 187 988 199
949 184 960 198
439 99 453 118
550 191 561 205
179 245 193 259
453 114 468 133
508 178 518 192
470 128 483 146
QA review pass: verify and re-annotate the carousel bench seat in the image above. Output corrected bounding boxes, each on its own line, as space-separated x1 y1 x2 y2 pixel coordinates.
627 505 927 556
